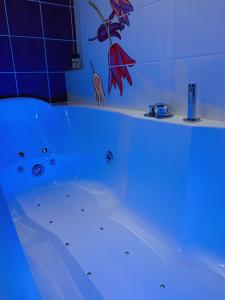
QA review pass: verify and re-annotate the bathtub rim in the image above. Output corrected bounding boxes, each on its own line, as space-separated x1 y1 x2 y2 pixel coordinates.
1 97 224 129
55 101 225 129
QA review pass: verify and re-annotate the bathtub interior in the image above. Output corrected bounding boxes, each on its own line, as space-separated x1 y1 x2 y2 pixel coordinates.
1 98 225 299
0 186 40 300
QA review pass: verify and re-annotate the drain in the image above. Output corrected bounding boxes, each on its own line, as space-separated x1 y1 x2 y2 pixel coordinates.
18 152 25 158
86 272 92 277
105 151 113 164
36 204 41 207
32 164 44 176
124 251 130 255
81 209 85 212
65 242 70 246
100 227 104 231
66 194 70 197
160 284 166 289
49 221 53 224
17 166 24 173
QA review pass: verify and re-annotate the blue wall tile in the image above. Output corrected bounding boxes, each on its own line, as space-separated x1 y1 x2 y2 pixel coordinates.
17 73 49 101
7 0 42 37
0 74 17 98
44 0 71 6
0 0 77 102
46 40 74 71
49 73 67 102
42 3 74 40
0 1 7 34
0 36 13 71
12 37 46 72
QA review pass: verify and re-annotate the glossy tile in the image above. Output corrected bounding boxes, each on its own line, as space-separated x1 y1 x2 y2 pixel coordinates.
12 37 46 72
0 0 77 102
17 73 50 101
0 74 17 98
42 3 74 40
46 40 74 71
0 0 8 34
173 0 214 58
44 0 71 6
0 36 14 72
49 73 67 102
7 0 42 37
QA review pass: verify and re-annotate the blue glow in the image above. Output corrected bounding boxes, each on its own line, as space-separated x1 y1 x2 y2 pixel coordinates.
0 187 40 299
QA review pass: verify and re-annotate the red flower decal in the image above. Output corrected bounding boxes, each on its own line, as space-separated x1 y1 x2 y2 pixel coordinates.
108 43 136 95
88 0 135 97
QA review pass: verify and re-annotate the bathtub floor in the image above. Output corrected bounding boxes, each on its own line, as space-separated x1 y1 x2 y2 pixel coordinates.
10 180 225 300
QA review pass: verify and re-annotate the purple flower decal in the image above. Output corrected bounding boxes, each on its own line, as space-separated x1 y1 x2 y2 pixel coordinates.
89 22 125 42
110 0 134 26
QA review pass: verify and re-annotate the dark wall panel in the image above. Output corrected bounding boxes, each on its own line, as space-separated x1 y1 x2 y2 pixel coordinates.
0 0 77 102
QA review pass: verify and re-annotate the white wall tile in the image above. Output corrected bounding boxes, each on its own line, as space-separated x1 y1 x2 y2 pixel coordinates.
67 0 225 121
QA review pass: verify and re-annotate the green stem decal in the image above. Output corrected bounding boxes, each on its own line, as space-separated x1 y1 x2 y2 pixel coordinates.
88 0 112 46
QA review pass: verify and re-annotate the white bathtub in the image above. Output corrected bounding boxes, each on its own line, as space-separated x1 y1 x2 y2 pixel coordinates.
1 98 225 300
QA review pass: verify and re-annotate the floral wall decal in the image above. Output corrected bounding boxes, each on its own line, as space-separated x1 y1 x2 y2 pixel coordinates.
110 0 134 26
109 43 136 96
88 0 136 97
90 61 106 105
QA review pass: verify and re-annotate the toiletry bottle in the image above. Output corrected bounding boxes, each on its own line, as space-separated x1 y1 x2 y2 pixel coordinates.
72 53 81 70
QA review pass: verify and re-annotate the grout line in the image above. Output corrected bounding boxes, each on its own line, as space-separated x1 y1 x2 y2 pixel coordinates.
1 0 77 101
108 50 225 68
3 0 19 96
38 0 51 102
26 0 74 9
73 0 82 57
132 0 163 11
103 0 163 25
0 71 66 74
0 33 77 42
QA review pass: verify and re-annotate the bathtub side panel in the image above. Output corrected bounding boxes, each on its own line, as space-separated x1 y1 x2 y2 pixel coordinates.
124 119 192 241
184 127 225 257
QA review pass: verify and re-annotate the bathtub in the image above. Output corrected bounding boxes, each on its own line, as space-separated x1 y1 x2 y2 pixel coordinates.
1 98 225 300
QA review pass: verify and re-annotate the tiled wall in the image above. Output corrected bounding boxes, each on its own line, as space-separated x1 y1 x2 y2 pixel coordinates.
0 0 77 102
66 0 225 121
